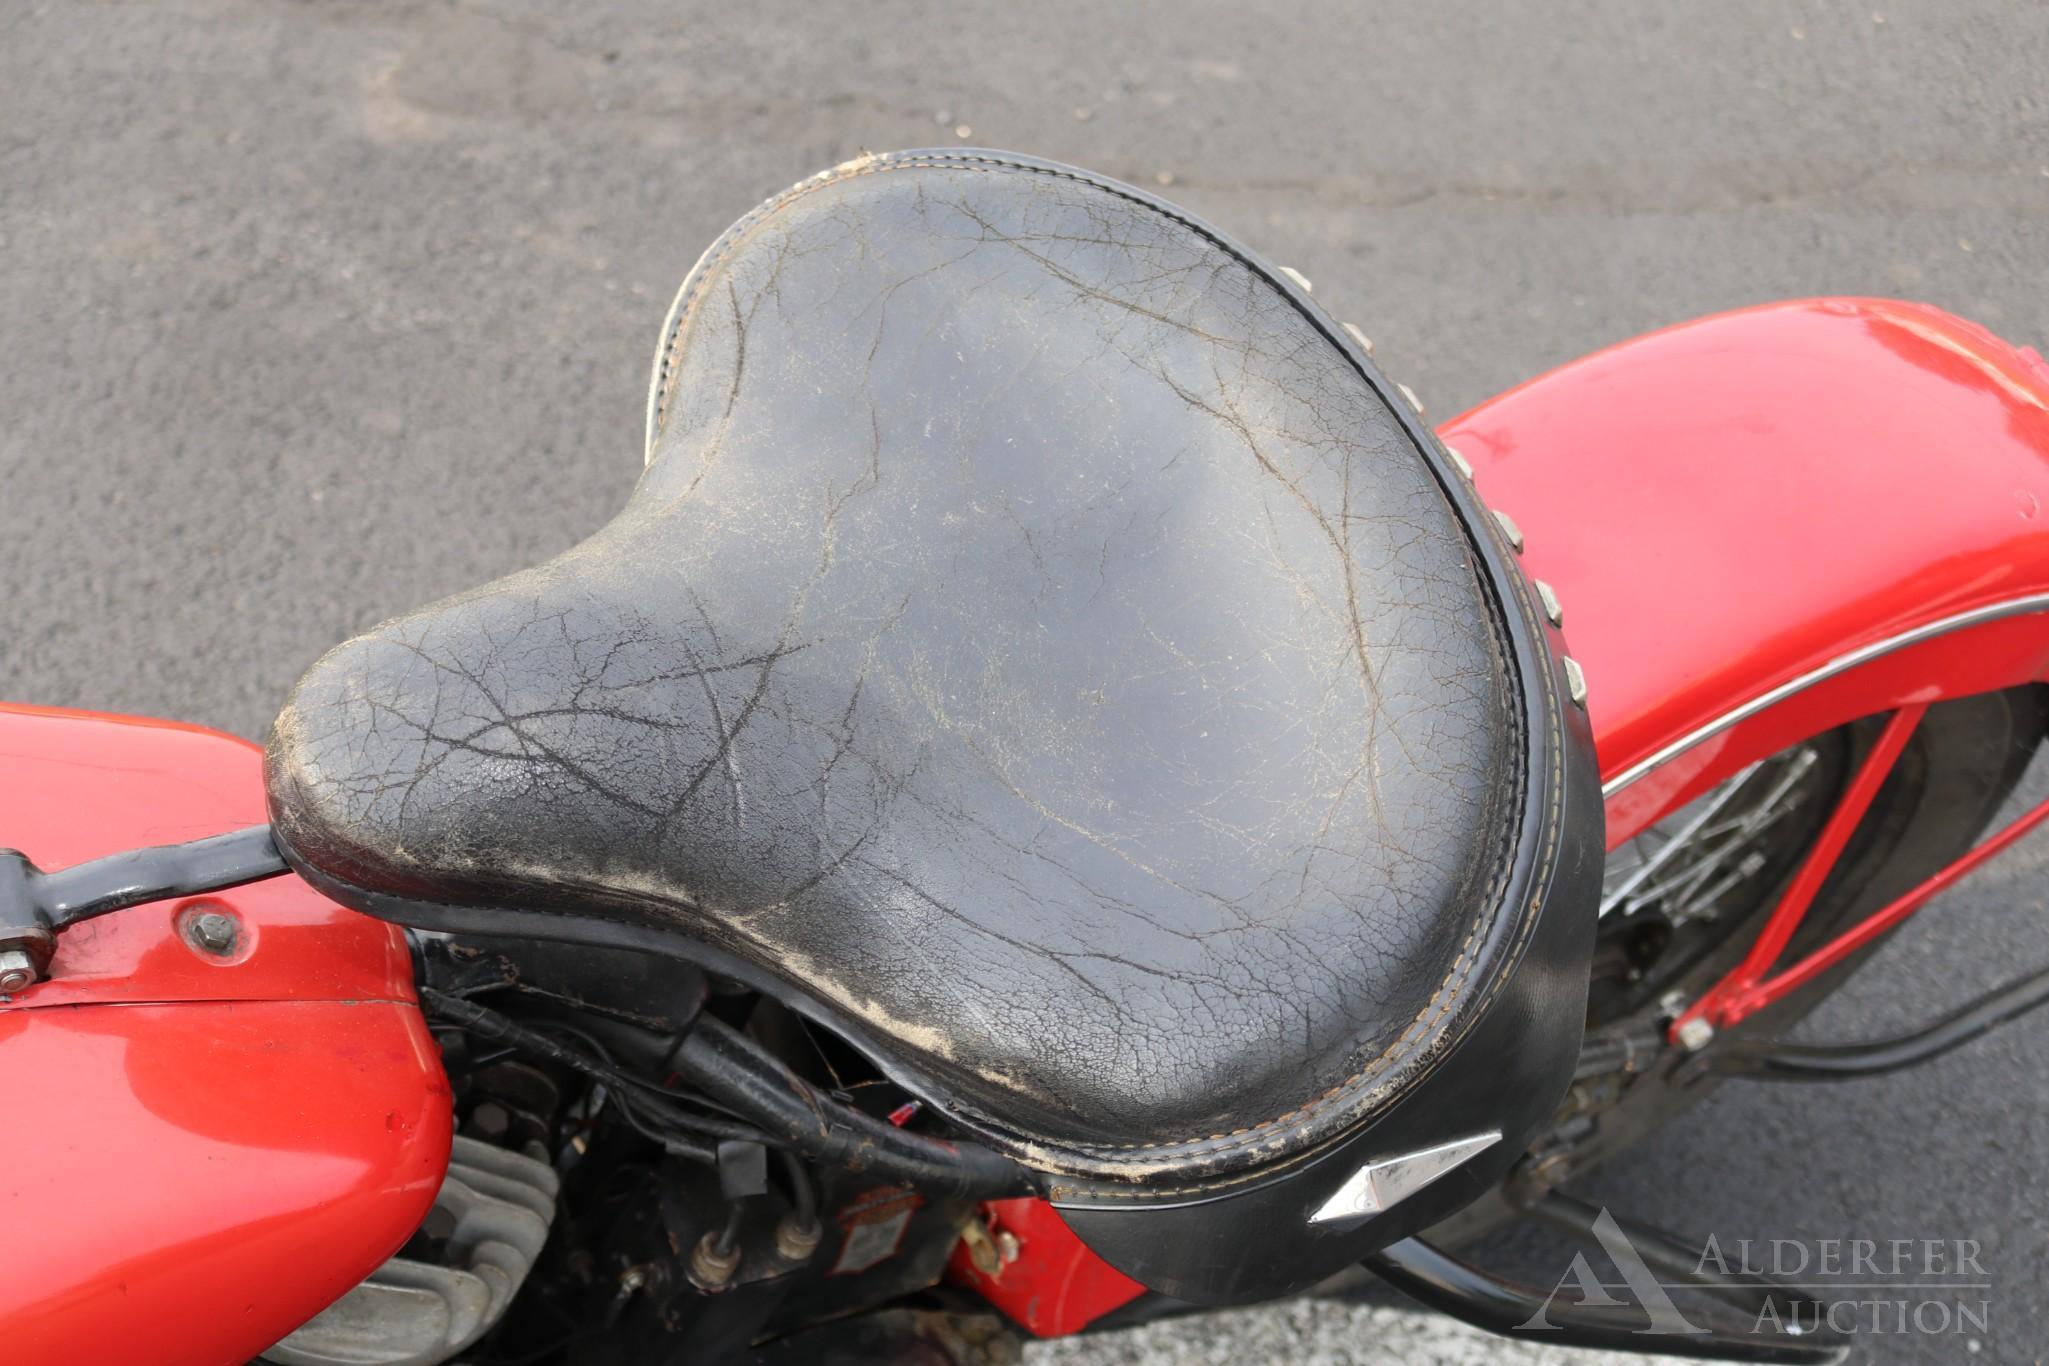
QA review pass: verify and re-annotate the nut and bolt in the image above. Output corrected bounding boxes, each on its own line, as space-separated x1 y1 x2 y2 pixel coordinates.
1525 1148 1574 1191
467 1101 512 1141
959 1216 1003 1277
688 1230 743 1288
0 948 38 994
182 906 240 957
1674 1016 1717 1052
774 1215 823 1263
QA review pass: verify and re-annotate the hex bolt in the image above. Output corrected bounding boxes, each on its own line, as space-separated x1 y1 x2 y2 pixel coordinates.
184 908 240 956
469 1101 511 1141
958 1216 1003 1276
0 949 37 994
1675 1017 1716 1052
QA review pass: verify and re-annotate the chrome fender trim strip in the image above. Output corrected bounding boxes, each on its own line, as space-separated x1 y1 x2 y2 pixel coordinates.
1603 592 2049 797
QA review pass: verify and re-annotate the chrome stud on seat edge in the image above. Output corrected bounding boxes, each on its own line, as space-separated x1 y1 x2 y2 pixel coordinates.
1534 578 1564 627
1562 656 1588 707
1278 266 1314 293
1341 322 1376 356
1491 508 1525 553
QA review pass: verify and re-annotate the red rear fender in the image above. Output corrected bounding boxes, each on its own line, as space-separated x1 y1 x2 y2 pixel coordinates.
1438 298 2049 839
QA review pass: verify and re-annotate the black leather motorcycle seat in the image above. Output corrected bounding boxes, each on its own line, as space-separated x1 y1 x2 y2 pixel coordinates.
268 151 1573 1183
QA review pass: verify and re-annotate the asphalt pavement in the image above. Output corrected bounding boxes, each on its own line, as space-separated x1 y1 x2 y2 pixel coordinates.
4 3 2047 1361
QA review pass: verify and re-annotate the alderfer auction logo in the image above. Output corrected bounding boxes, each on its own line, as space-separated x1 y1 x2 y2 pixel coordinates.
1519 1207 1991 1342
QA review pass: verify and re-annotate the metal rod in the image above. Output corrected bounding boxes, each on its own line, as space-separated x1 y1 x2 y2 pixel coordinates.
1730 707 1923 988
35 825 289 922
1677 703 1925 1038
1529 1191 1830 1313
1602 592 2049 797
1602 760 1763 917
1365 1235 1845 1364
1734 784 2049 1016
1707 962 2049 1081
0 825 290 978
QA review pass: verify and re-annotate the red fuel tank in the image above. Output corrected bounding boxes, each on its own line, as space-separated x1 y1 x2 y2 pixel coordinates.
0 704 452 1366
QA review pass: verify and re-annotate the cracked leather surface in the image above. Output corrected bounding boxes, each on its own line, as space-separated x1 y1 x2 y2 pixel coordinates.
267 152 1524 1158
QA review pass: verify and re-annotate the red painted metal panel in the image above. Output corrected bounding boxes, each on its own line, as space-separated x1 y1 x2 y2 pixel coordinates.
0 703 415 1006
0 1002 451 1366
0 704 451 1364
946 1197 1146 1337
1437 298 2049 841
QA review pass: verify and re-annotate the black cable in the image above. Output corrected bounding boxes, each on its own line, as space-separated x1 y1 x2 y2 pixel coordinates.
670 1013 1034 1198
530 1022 715 1162
712 1200 746 1257
527 1016 767 1137
422 987 772 1152
427 985 1033 1197
608 1086 715 1165
779 1148 818 1227
1704 962 2049 1081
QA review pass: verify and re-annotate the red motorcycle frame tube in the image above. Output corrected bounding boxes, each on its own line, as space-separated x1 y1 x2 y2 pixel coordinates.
0 705 453 1366
7 297 2049 1356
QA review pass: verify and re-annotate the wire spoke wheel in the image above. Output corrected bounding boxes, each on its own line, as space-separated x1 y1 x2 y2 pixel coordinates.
1589 740 1841 1026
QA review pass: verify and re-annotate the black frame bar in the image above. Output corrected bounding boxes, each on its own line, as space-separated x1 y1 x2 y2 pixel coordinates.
0 825 288 977
1366 1192 1848 1364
